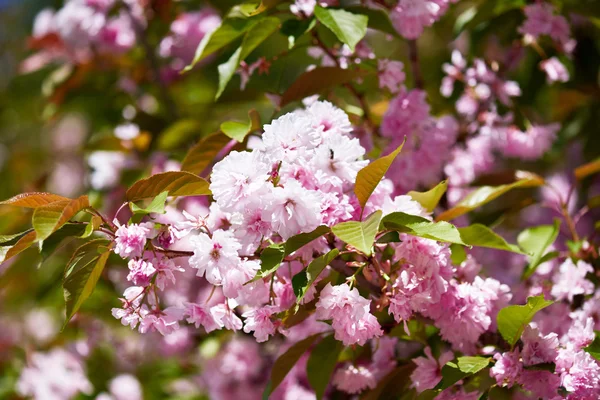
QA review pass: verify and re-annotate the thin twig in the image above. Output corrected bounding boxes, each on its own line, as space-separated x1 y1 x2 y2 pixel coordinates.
408 40 423 89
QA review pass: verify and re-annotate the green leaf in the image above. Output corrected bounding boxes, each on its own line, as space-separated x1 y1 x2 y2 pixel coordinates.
450 243 467 264
497 295 554 347
292 249 340 304
408 181 448 213
255 226 331 279
361 365 415 400
126 171 211 201
0 230 37 264
458 224 524 253
220 120 250 142
332 210 382 255
63 249 111 325
381 212 466 245
130 191 169 216
157 119 201 151
220 109 261 142
435 361 468 391
307 334 343 400
355 141 405 213
216 47 243 99
281 18 316 49
584 331 600 362
39 223 87 262
518 219 561 279
280 66 370 107
80 216 102 239
181 132 232 175
284 225 331 255
32 195 90 241
457 356 491 374
0 192 69 208
257 243 286 278
265 333 322 396
346 6 396 36
184 17 258 72
376 231 400 244
215 17 280 99
314 6 368 51
0 230 34 245
436 172 544 221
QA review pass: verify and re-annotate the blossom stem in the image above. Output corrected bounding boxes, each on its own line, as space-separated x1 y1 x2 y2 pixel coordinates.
408 40 423 89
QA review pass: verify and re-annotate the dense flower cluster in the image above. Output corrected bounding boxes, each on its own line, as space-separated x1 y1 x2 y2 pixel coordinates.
6 0 600 399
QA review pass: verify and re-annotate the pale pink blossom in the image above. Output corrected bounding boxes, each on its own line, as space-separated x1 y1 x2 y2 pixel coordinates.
139 306 184 336
411 347 454 392
211 302 243 331
332 364 377 394
184 302 223 333
270 181 323 240
316 283 382 346
521 324 559 366
378 59 406 93
188 230 242 285
242 306 278 342
127 259 156 287
114 223 149 259
551 259 594 302
490 349 522 388
540 57 570 83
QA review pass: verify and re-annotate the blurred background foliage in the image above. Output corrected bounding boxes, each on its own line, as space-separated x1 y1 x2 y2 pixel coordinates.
0 0 600 398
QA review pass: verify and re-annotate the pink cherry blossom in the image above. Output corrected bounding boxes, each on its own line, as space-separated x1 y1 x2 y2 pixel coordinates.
184 302 223 333
411 347 454 392
114 223 149 259
332 364 377 394
540 57 570 83
490 349 522 388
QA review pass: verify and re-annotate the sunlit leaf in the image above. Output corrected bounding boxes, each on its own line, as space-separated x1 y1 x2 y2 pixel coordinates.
314 6 368 51
0 192 70 208
181 132 232 175
355 140 405 213
575 158 600 180
220 109 261 142
130 191 169 215
457 356 491 374
332 210 382 255
307 334 343 400
280 67 370 107
457 224 524 253
518 219 561 279
126 171 210 201
0 230 37 264
436 172 544 221
184 17 259 72
32 195 90 241
408 180 448 212
497 295 554 347
381 212 465 245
